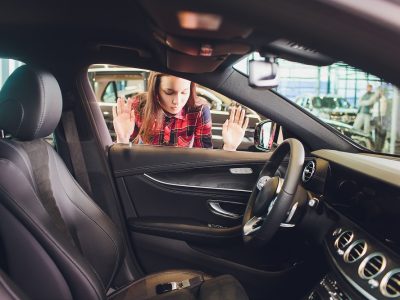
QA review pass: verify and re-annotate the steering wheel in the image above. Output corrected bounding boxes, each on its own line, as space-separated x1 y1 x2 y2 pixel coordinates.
242 138 305 246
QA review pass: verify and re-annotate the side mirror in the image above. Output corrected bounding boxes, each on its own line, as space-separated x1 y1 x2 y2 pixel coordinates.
254 120 279 151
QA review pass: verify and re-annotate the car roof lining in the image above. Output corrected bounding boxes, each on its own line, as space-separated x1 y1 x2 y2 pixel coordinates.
0 0 399 85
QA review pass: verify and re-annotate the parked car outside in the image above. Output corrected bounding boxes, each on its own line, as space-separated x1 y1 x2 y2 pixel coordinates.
296 95 357 124
295 95 372 148
88 65 262 150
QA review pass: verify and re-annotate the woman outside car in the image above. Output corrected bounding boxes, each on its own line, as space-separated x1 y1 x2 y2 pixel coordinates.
113 72 249 151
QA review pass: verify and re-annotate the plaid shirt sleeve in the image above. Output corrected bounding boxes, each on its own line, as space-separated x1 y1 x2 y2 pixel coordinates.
193 105 213 148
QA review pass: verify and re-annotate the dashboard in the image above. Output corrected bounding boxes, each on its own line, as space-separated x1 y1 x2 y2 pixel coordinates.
302 150 400 299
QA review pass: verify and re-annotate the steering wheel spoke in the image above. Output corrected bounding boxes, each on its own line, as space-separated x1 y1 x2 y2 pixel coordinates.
243 216 264 236
242 139 305 246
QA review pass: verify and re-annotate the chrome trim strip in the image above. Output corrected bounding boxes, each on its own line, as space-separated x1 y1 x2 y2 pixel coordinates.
325 240 378 300
280 223 295 228
229 167 253 174
143 173 252 193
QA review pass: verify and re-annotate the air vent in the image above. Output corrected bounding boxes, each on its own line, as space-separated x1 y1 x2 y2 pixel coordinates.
334 230 354 253
302 161 316 183
344 240 367 263
359 253 386 279
380 269 400 298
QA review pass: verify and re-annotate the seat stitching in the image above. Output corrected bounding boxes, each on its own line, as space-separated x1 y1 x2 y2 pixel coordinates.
33 72 47 138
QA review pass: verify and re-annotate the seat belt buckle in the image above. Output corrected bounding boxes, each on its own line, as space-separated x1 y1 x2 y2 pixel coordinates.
156 279 190 294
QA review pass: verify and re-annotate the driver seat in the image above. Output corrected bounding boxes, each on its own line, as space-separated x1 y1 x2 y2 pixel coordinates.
0 65 248 300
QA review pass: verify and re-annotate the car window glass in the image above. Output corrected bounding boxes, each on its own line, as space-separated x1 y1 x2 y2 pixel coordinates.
0 59 55 146
88 64 269 151
234 56 400 156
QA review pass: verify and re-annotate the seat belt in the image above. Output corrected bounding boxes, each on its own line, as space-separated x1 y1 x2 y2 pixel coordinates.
61 110 93 196
155 276 205 295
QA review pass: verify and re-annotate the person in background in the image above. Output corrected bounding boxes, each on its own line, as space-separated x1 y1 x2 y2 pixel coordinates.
372 86 389 151
353 84 376 134
112 72 249 151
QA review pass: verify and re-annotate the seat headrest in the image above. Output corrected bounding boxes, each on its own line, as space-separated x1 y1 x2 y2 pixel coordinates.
0 65 62 141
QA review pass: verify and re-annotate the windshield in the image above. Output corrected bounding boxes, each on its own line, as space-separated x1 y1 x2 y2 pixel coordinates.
235 57 400 156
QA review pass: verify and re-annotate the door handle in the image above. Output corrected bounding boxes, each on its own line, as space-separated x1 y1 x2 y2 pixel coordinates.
208 200 243 219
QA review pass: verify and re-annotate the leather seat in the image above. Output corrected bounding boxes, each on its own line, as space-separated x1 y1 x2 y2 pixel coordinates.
0 270 28 300
0 65 248 300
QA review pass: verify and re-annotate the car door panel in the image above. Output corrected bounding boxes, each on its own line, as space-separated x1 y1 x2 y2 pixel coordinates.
108 144 308 298
121 173 252 227
109 144 269 228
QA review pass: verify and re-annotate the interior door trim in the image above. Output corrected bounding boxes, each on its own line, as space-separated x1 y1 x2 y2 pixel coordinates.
143 173 253 193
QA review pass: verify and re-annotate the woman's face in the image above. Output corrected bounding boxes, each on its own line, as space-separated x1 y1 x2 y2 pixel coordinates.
158 76 191 115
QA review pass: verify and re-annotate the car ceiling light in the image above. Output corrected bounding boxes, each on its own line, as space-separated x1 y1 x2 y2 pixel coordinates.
177 11 222 31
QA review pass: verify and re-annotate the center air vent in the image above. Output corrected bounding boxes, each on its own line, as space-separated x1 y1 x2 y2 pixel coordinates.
302 161 316 183
344 240 367 263
359 253 386 279
335 230 354 253
380 269 400 298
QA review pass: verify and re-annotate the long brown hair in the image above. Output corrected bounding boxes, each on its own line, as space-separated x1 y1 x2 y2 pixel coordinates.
137 72 198 143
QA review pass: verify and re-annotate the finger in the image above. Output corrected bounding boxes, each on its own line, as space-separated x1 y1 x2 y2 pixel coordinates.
122 97 130 114
127 97 134 108
234 106 242 123
229 106 236 123
239 108 245 126
222 119 228 135
112 105 117 119
223 119 228 129
127 98 135 120
116 98 123 116
242 117 249 130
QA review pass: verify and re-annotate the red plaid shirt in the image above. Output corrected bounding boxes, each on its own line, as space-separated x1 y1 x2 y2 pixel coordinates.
130 96 212 148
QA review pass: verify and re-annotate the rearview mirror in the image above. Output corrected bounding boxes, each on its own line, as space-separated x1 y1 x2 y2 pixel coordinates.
248 59 279 88
254 120 279 151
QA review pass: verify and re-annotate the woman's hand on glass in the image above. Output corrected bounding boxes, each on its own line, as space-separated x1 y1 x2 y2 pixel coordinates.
222 106 249 151
112 97 135 143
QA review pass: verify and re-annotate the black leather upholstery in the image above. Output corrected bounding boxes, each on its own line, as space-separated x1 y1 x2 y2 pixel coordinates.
0 65 248 300
0 65 62 141
0 270 29 300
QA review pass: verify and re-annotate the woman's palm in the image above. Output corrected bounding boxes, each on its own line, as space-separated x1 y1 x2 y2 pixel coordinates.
222 106 249 151
112 98 135 143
